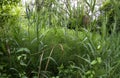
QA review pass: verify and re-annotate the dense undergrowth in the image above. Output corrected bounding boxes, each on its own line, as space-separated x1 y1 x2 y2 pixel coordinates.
0 0 120 78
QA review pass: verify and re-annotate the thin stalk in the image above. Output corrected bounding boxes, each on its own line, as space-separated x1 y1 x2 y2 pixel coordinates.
38 51 44 78
48 1 52 28
6 40 11 67
35 0 44 52
112 15 117 34
28 20 30 41
45 46 55 71
35 13 39 52
102 15 107 39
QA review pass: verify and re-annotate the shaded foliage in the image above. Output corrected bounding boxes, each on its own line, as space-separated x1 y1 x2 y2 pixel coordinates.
97 0 120 34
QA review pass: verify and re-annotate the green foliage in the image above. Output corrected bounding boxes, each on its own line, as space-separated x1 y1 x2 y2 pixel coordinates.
56 63 80 78
98 0 120 33
0 0 120 78
0 0 21 27
66 1 89 30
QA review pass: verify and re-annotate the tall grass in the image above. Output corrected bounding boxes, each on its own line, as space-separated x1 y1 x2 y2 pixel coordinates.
0 0 120 78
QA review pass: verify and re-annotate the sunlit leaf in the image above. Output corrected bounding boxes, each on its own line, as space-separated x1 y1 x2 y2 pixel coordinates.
97 57 102 63
20 60 27 67
91 60 97 65
16 48 30 54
